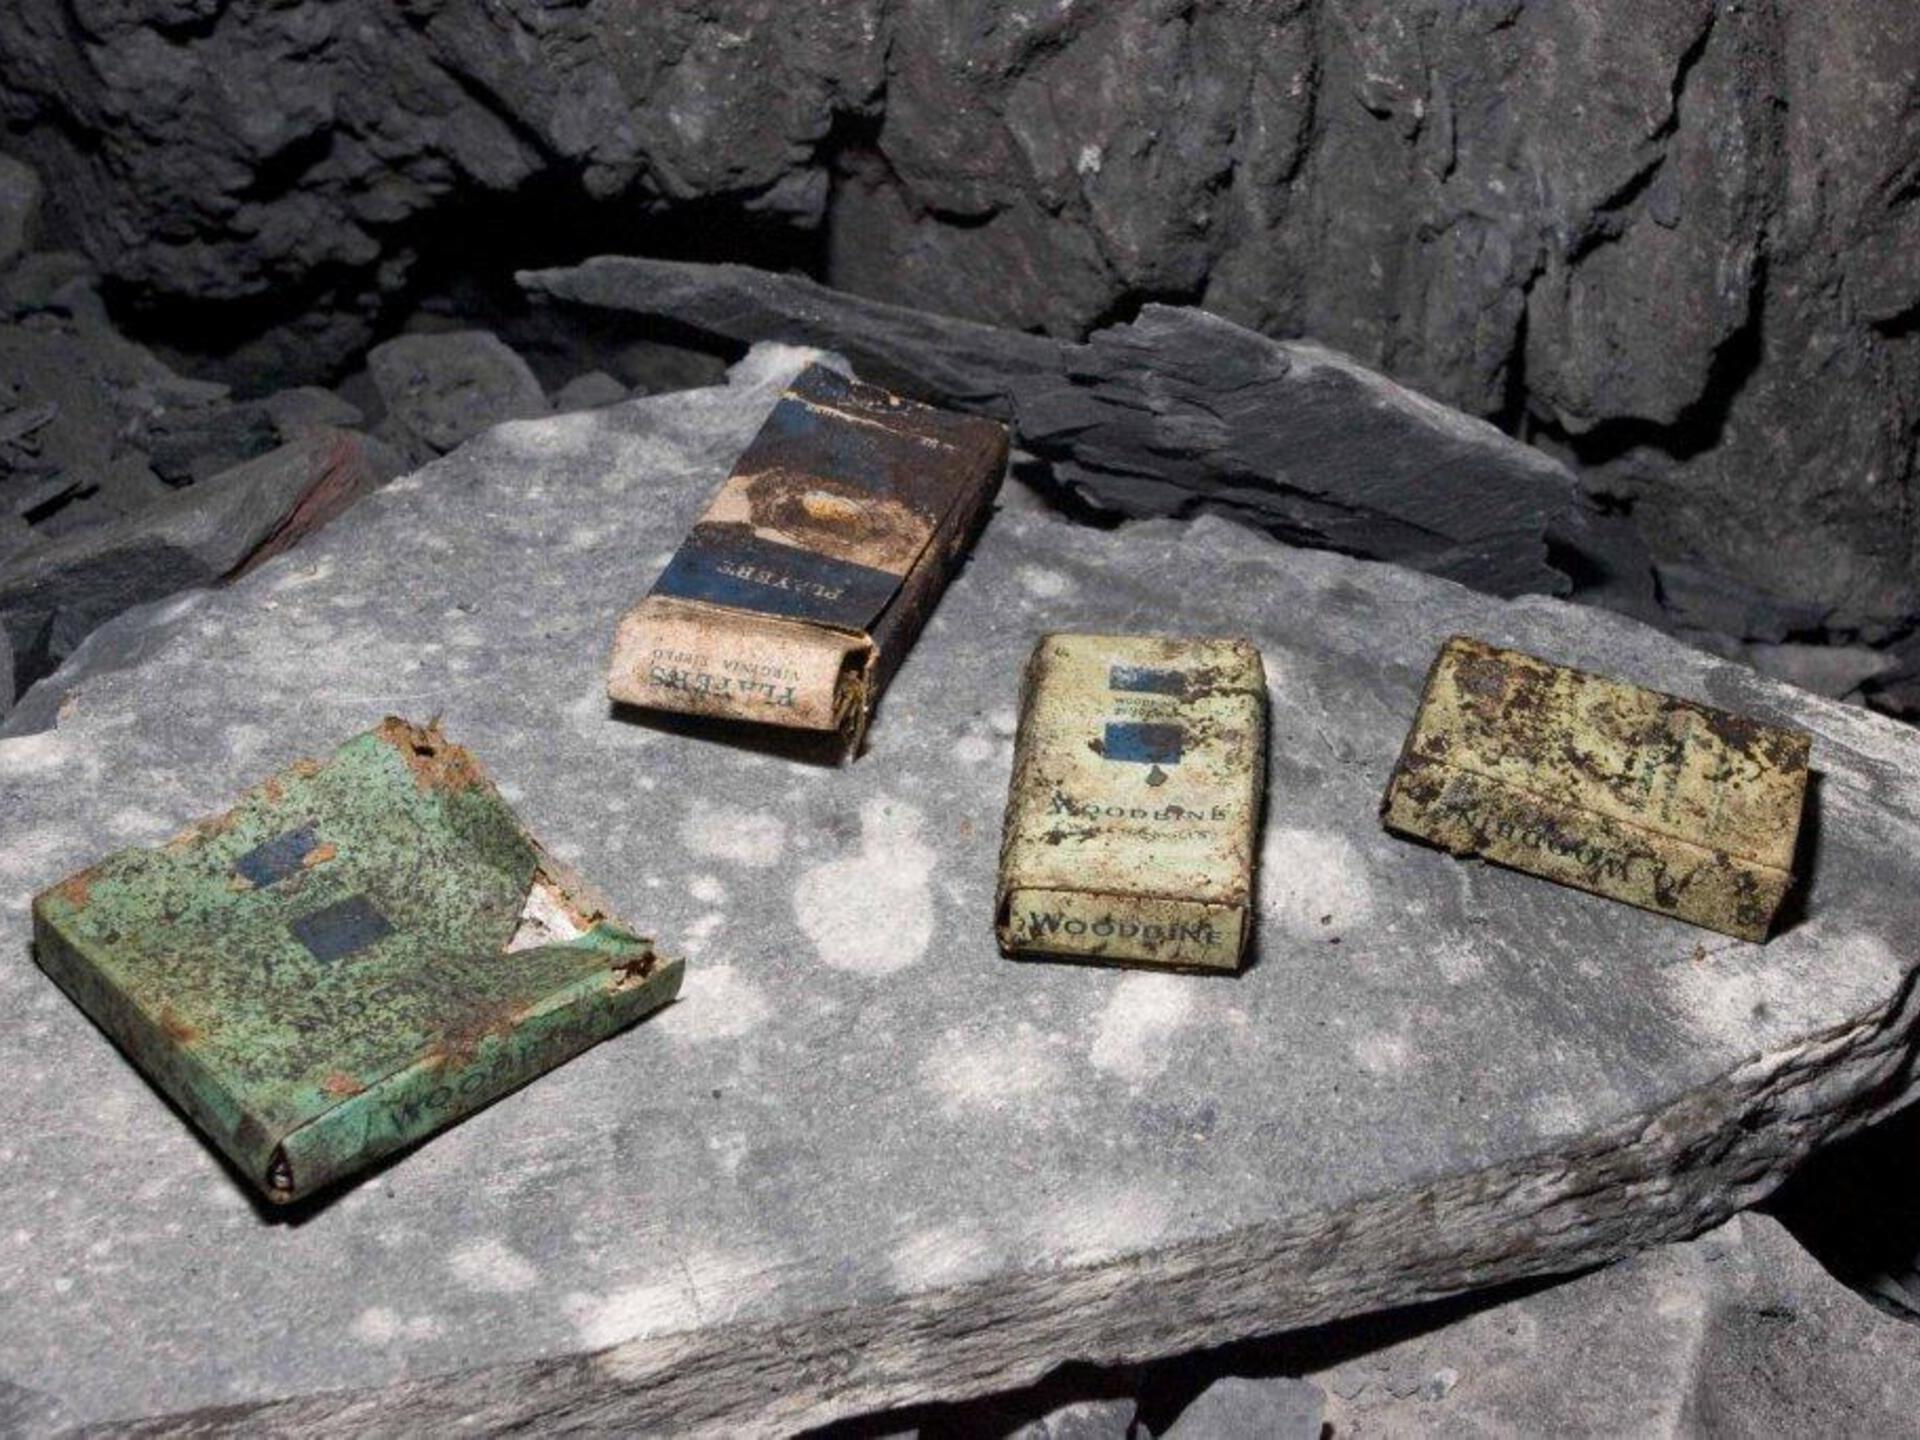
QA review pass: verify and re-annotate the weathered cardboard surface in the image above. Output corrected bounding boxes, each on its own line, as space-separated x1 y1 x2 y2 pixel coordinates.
30 718 679 1203
1382 636 1811 941
607 364 1007 750
997 634 1266 970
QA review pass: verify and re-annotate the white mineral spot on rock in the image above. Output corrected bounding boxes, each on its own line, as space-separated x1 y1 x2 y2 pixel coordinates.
495 410 601 460
952 733 997 765
566 1249 768 1349
889 1223 999 1292
267 556 333 591
1431 938 1487 984
448 1238 539 1295
0 730 82 777
1017 564 1073 598
1352 1030 1412 1076
792 798 934 974
105 807 170 840
922 1022 1065 1115
351 1307 441 1344
1089 973 1196 1082
727 342 839 390
689 875 728 905
1531 1093 1589 1137
663 966 770 1043
1033 1184 1172 1266
1668 931 1898 1043
1262 827 1375 938
682 801 787 868
682 911 726 950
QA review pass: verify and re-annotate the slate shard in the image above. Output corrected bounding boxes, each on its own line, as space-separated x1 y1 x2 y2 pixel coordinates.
997 633 1267 971
608 363 1008 756
30 717 682 1205
1381 636 1812 942
524 257 1600 602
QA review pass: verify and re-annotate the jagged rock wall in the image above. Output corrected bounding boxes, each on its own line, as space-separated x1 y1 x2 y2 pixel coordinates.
2 0 1916 641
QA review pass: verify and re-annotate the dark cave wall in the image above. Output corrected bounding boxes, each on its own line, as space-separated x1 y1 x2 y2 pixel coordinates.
2 0 1917 639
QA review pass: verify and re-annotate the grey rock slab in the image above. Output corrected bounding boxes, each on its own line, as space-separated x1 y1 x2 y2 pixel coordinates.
551 369 630 413
0 153 41 272
132 397 280 487
0 253 94 318
4 346 1920 1435
1008 1397 1143 1440
261 384 365 438
366 330 550 462
1305 1212 1920 1436
1162 1377 1324 1440
523 257 1608 601
0 428 385 696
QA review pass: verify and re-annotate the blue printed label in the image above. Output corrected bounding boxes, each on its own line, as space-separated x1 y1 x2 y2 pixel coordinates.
1103 721 1185 765
1109 666 1188 697
651 527 904 631
289 895 393 965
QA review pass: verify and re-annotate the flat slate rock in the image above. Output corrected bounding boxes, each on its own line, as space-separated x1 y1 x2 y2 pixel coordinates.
3 347 1920 1436
522 258 1623 602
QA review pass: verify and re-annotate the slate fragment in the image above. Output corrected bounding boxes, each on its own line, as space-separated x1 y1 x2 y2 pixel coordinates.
0 428 385 694
0 153 41 272
522 257 1613 600
1162 1376 1325 1439
368 330 550 462
551 370 628 412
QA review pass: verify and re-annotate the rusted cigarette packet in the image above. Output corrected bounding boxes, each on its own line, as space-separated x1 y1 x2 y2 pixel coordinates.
1380 636 1812 941
609 363 1009 755
996 634 1268 971
31 718 681 1204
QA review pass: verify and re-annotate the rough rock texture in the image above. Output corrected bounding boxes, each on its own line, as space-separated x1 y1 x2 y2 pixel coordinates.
131 395 280 488
525 257 1610 602
5 347 1920 1435
1 0 1915 642
552 370 630 413
0 428 385 696
366 330 549 463
1008 1399 1141 1440
1162 1376 1324 1439
261 385 365 438
0 314 227 537
1764 1090 1920 1323
0 153 40 272
1299 1212 1920 1435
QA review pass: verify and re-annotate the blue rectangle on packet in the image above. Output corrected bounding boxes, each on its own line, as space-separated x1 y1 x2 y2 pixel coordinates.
1103 721 1185 765
1108 666 1187 696
651 526 904 632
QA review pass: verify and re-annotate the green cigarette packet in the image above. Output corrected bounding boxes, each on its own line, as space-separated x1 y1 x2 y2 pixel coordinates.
32 717 682 1204
996 633 1268 971
1381 636 1811 941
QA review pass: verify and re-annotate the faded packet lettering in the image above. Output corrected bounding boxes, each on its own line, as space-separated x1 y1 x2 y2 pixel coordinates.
996 632 1268 972
1380 635 1811 942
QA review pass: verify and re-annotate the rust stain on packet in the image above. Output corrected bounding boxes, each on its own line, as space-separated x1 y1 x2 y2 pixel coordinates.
996 633 1268 972
1380 635 1811 942
608 364 1008 758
